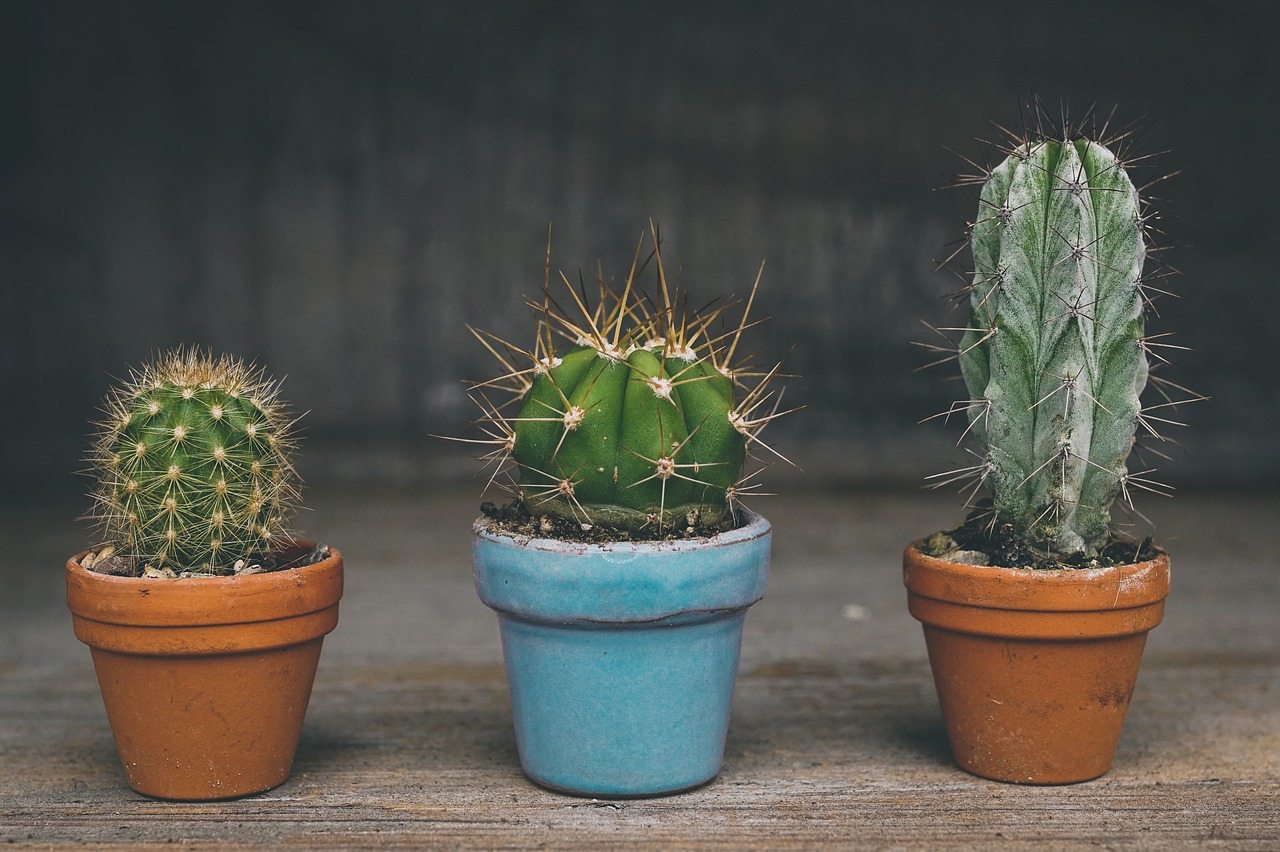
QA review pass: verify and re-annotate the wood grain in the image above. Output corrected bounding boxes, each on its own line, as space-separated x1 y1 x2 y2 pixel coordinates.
3 488 1277 848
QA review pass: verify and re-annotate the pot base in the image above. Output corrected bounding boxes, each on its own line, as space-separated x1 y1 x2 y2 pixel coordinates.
922 628 1149 784
499 612 747 798
528 771 719 800
89 640 325 800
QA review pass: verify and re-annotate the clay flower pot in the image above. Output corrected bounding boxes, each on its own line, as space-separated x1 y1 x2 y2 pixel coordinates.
66 542 343 800
472 512 771 798
904 544 1170 784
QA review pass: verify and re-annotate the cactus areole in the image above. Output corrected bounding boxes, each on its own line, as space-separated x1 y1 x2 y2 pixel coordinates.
468 229 788 536
959 136 1150 556
89 349 301 573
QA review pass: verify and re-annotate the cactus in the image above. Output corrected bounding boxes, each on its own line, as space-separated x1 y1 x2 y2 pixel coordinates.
467 228 790 534
943 120 1179 556
87 348 301 573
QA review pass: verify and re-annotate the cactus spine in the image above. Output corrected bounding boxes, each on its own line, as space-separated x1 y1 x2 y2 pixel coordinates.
957 133 1152 556
469 229 788 534
89 349 301 572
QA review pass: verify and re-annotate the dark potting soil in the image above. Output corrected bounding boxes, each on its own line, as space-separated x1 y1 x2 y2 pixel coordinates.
81 542 332 578
479 500 741 544
919 504 1163 570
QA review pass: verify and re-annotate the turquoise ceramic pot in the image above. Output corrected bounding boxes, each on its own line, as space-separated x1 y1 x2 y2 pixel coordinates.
472 511 771 797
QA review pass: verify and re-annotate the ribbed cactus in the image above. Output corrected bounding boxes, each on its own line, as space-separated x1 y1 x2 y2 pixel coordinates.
954 134 1151 555
468 229 788 534
88 349 301 572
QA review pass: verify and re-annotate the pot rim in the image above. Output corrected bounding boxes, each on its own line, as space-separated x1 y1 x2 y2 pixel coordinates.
472 511 772 625
903 541 1170 613
66 540 344 628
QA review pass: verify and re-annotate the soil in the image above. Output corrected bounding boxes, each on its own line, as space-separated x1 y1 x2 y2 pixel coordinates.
479 500 740 544
81 543 332 578
919 504 1162 570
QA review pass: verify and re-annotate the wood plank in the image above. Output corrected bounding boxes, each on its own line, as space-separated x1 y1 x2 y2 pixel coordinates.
3 488 1278 847
2 654 1276 848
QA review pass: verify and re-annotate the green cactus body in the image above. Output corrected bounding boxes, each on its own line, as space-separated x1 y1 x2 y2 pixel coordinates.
90 350 299 571
961 138 1147 555
513 341 744 529
470 230 785 535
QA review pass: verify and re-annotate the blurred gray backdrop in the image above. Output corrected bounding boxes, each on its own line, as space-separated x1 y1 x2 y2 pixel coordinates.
2 0 1275 495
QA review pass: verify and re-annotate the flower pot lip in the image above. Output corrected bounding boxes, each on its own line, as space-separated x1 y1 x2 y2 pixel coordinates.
472 511 771 624
903 540 1170 612
66 540 344 628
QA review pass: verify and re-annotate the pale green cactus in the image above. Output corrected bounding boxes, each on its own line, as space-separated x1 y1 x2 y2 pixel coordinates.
88 349 301 572
467 228 789 534
946 126 1176 556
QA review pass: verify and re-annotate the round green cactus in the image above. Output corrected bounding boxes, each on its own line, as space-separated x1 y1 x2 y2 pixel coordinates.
88 349 301 572
468 229 789 534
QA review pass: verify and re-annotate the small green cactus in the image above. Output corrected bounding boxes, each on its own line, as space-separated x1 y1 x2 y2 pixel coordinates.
87 349 301 572
938 114 1186 557
467 228 790 534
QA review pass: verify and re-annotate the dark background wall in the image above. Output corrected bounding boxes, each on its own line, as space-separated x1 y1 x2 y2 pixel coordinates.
3 0 1275 494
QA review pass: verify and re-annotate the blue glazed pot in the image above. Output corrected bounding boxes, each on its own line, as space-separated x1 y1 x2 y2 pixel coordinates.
472 511 771 798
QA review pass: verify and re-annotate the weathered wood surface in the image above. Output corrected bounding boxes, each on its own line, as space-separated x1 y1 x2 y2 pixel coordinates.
2 485 1278 848
3 656 1278 849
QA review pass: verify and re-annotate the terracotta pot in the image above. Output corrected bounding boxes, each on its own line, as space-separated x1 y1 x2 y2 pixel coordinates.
903 543 1170 784
472 512 771 797
66 542 343 800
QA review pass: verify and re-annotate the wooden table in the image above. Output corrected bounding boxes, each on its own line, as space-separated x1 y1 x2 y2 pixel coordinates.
3 484 1277 848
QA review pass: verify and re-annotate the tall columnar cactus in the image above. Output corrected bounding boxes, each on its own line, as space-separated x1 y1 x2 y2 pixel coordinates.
954 134 1154 556
88 349 301 572
468 230 788 534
